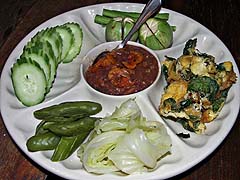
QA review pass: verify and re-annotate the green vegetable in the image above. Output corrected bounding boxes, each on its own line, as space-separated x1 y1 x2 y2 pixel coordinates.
11 22 83 106
26 100 103 162
78 131 125 174
11 57 47 106
62 23 83 63
176 119 195 132
180 99 192 109
108 127 171 174
105 17 138 42
163 98 180 111
24 40 57 93
188 76 219 101
21 42 51 87
139 18 173 50
78 99 171 175
35 121 49 135
37 116 80 122
94 15 112 25
212 98 225 112
183 39 215 60
26 132 61 152
46 117 98 136
102 8 169 21
94 8 175 50
33 101 102 120
95 98 142 133
162 64 169 80
217 62 233 72
183 38 197 55
51 132 90 161
55 25 74 61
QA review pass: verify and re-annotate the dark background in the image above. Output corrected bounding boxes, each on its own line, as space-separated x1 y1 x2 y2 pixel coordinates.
0 0 239 179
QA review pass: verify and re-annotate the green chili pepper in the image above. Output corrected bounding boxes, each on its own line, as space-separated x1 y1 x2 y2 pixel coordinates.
26 132 60 152
46 117 99 136
33 101 102 120
35 121 49 135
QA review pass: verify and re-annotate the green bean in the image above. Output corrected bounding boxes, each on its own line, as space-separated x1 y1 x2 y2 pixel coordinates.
46 117 98 136
26 132 60 152
102 8 169 20
94 14 113 25
33 101 102 120
51 132 89 161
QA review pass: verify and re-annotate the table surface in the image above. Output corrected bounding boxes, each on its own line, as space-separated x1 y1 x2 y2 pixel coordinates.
0 0 239 179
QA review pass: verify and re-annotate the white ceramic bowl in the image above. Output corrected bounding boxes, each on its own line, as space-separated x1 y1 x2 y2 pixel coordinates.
80 41 162 99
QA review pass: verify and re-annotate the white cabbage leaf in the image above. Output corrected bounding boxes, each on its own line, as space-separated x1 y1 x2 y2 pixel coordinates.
95 98 142 133
78 99 172 175
108 125 171 174
77 131 125 174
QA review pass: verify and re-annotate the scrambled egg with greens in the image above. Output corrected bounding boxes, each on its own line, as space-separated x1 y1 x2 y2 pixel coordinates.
159 39 237 134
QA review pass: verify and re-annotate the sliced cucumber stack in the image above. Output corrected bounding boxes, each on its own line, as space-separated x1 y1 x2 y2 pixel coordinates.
11 22 83 106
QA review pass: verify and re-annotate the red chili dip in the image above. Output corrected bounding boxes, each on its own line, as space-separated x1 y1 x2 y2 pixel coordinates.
85 44 159 95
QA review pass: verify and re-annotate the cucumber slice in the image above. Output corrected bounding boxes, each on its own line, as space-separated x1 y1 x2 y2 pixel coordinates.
24 40 57 93
25 36 57 66
11 58 47 106
38 28 63 64
43 41 57 92
55 26 74 61
21 44 51 84
63 23 83 63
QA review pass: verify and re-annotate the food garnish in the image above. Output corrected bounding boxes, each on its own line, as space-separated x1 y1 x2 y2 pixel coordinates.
159 39 237 134
94 8 175 50
11 22 83 106
78 98 171 175
26 101 102 162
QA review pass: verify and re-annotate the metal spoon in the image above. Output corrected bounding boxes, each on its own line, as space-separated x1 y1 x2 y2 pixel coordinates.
117 0 162 49
93 0 162 64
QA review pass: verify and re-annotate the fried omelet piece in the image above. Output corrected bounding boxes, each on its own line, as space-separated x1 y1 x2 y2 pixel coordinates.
159 39 237 134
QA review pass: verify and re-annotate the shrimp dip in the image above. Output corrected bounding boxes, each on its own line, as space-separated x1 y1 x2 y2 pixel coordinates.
85 44 159 95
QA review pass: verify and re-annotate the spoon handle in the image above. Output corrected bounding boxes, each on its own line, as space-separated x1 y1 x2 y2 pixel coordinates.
118 0 162 49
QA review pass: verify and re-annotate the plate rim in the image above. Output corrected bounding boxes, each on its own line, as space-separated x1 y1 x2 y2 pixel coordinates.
0 2 240 180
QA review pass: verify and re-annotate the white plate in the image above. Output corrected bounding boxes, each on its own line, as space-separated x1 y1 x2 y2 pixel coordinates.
0 3 239 180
